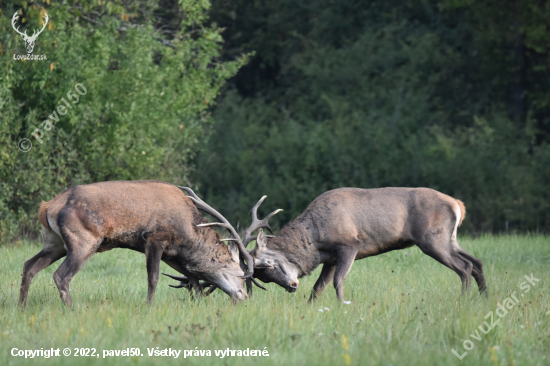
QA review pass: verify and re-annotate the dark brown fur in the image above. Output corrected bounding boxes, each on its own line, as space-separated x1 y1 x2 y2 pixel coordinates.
19 180 247 307
250 187 486 303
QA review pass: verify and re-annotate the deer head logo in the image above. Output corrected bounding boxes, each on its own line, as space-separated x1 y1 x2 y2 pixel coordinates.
12 11 48 54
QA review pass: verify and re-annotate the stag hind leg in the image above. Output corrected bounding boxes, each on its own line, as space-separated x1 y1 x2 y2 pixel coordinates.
308 262 336 303
53 228 101 307
416 237 474 295
19 228 67 307
455 246 487 297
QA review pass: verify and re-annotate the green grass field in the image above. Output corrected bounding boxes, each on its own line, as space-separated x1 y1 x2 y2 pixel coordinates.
1 235 549 365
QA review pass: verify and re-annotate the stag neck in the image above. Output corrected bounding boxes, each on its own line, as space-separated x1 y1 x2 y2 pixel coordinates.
264 221 322 277
178 187 254 279
175 229 245 278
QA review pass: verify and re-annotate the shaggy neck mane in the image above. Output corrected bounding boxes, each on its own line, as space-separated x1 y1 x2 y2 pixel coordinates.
182 206 234 272
267 221 320 277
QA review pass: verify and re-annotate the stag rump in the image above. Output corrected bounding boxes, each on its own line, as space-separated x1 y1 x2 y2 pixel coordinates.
19 181 253 307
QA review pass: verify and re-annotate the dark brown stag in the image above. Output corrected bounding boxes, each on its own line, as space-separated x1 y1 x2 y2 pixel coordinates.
19 181 256 307
246 187 487 303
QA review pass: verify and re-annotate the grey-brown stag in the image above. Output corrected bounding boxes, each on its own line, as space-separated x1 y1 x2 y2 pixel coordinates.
19 181 256 307
248 187 487 303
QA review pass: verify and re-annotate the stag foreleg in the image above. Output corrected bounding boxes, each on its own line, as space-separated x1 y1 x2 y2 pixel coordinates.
245 278 253 296
187 277 203 301
308 262 336 303
145 243 164 305
188 281 216 299
162 272 216 299
333 247 358 303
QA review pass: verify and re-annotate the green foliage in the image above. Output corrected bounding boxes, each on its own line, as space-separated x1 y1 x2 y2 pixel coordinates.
197 0 550 233
0 0 245 241
0 235 549 365
439 0 550 132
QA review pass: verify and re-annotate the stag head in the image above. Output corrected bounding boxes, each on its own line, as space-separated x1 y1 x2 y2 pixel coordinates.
12 12 49 54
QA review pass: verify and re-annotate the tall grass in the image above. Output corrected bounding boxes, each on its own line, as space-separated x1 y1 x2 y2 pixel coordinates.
1 235 549 365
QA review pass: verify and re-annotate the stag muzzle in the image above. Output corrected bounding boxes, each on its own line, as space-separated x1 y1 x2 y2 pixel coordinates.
286 280 299 293
231 288 248 302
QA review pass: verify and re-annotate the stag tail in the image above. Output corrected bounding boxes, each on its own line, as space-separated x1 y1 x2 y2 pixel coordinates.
38 201 51 232
455 199 466 226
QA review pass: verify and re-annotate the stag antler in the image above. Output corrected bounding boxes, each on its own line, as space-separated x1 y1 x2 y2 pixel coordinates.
178 187 255 279
162 273 214 290
162 272 266 294
243 196 283 247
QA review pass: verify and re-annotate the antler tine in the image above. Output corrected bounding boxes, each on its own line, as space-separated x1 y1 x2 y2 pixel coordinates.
242 234 276 243
179 186 201 201
178 187 254 279
243 196 283 247
251 278 267 291
204 285 218 296
250 195 267 218
196 222 231 229
162 272 190 282
219 238 239 242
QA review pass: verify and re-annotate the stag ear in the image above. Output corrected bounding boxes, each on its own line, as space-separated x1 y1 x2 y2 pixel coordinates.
252 231 274 269
252 228 268 254
227 242 240 263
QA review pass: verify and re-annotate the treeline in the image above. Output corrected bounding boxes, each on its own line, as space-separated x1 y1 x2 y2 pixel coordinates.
195 0 550 233
1 0 549 243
